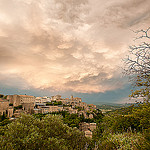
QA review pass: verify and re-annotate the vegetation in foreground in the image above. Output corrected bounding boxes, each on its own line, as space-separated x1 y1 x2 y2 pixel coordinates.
0 114 89 150
0 102 150 149
92 102 150 150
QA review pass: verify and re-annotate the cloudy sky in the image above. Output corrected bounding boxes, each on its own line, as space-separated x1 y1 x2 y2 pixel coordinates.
0 0 150 104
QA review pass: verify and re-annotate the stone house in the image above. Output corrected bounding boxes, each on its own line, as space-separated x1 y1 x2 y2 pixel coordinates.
33 108 42 114
89 123 96 131
38 105 63 114
22 103 34 114
0 98 9 115
85 130 92 138
13 109 23 118
8 106 14 117
7 95 35 106
79 122 96 138
89 114 94 119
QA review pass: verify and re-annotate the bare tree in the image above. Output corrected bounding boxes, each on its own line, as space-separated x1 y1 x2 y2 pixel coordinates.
124 27 150 101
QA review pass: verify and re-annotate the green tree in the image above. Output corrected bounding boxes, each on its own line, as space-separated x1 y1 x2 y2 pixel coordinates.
0 94 4 98
0 114 88 150
132 102 150 129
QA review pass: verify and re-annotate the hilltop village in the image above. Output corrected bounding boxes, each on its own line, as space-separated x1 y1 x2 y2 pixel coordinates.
1 94 149 149
0 94 98 138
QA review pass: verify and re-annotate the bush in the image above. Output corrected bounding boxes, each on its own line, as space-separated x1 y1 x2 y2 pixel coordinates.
98 132 142 150
0 114 88 150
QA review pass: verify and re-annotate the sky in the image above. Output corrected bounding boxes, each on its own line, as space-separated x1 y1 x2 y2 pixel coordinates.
0 0 150 104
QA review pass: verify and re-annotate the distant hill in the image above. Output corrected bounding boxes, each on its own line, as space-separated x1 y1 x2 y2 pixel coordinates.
96 103 136 113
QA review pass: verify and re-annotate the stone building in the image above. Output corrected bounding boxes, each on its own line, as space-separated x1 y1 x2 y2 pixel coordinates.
51 95 62 101
7 95 20 106
13 109 23 118
35 97 42 103
40 106 50 114
51 95 82 107
89 114 94 119
79 122 96 132
78 111 88 119
69 108 78 114
89 123 96 131
48 106 61 113
8 106 14 117
79 122 96 138
35 96 51 103
79 122 90 131
81 102 88 109
7 95 35 106
22 103 34 114
67 96 82 106
88 104 97 109
0 98 9 115
38 105 63 114
85 130 92 138
63 107 78 114
33 108 42 114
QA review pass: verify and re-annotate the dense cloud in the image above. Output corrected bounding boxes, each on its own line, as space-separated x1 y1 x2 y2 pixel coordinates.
0 0 149 93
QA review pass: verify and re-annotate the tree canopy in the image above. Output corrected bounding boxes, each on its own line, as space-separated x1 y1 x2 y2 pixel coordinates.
0 114 88 150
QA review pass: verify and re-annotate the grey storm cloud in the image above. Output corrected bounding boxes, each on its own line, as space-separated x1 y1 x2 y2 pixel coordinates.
0 0 149 93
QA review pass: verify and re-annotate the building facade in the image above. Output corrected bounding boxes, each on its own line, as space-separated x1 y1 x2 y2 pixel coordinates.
7 95 35 106
0 98 9 115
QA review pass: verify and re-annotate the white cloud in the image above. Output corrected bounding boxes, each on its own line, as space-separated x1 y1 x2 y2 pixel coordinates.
0 0 149 93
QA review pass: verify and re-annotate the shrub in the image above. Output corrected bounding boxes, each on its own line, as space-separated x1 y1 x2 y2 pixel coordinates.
0 114 88 150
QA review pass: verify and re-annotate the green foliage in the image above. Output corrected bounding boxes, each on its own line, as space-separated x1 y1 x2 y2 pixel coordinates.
97 103 149 135
34 110 102 128
33 113 46 120
0 114 11 126
49 111 84 128
0 114 88 150
100 110 140 134
3 95 7 99
57 101 62 105
130 74 150 101
0 94 4 98
74 106 83 111
93 103 150 149
93 109 103 123
0 114 7 122
132 102 150 129
99 132 142 150
14 105 22 110
134 128 150 150
0 119 11 126
9 103 13 106
0 94 7 99
0 103 149 149
99 140 117 150
143 128 150 149
46 101 62 106
46 102 53 106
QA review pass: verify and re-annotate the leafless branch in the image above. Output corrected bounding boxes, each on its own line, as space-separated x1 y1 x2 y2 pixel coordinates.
124 27 150 86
